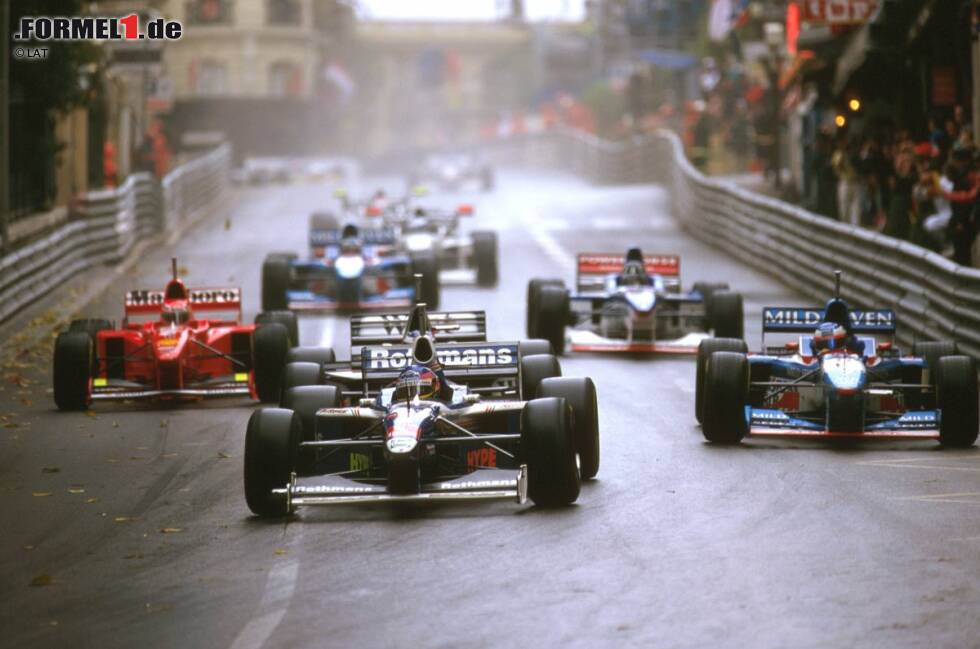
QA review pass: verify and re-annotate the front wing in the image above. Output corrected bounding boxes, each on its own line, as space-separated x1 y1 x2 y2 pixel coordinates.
746 407 940 440
568 330 710 354
90 373 253 401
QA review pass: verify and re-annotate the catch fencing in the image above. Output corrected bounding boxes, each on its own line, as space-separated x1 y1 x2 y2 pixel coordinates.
0 144 230 324
486 128 980 359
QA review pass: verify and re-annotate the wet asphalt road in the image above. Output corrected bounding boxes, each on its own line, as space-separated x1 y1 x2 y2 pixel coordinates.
1 170 979 649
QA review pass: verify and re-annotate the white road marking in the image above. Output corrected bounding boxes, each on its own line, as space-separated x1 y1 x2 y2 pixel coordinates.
228 559 299 649
529 223 576 272
672 377 695 395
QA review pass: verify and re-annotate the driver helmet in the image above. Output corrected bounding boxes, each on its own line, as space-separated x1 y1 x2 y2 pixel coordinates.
161 303 190 325
620 261 648 286
393 364 441 402
813 321 847 354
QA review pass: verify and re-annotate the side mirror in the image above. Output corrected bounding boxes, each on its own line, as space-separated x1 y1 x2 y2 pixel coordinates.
456 204 474 216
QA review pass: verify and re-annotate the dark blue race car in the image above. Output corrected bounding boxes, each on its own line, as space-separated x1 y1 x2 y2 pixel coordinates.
261 221 440 313
695 273 978 447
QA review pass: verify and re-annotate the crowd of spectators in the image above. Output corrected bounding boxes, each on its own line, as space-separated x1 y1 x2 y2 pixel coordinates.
806 108 979 266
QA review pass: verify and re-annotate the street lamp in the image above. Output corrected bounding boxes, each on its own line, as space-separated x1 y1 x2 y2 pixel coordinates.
764 21 784 191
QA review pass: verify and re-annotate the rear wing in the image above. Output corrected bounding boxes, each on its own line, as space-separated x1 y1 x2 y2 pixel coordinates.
762 307 897 334
310 227 397 247
350 310 487 346
360 341 518 382
125 287 241 317
576 253 680 291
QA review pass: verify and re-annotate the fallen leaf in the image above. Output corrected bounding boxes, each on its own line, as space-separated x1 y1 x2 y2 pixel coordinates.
29 574 52 587
23 545 34 551
41 467 60 474
67 487 85 494
114 516 135 523
84 411 97 419
20 398 32 407
159 527 183 534
217 452 230 459
129 456 145 460
275 549 288 556
49 621 58 627
159 420 168 428
4 423 18 429
32 492 52 497
105 458 119 463
124 553 144 560
111 421 119 428
162 453 178 458
85 497 99 504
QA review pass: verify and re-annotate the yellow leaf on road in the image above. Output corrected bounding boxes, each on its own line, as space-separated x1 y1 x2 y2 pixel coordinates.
41 467 60 473
160 527 183 534
30 574 52 587
114 516 135 523
32 492 52 497
67 487 85 494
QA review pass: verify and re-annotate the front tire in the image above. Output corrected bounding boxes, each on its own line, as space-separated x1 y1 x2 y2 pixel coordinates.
522 397 580 506
695 337 748 424
255 310 299 347
526 279 563 338
539 377 600 480
53 332 93 411
244 408 300 517
709 291 744 339
702 351 750 444
937 355 979 448
913 340 959 387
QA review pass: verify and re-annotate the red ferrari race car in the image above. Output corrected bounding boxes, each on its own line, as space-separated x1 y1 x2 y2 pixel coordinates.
52 260 298 410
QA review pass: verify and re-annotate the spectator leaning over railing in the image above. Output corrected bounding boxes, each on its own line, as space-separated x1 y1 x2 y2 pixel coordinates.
941 145 979 266
833 137 863 226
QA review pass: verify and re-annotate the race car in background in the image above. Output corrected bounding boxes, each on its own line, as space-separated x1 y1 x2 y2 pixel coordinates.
53 259 297 410
242 303 599 516
407 152 495 192
386 202 498 287
526 248 743 355
696 273 978 447
261 221 440 312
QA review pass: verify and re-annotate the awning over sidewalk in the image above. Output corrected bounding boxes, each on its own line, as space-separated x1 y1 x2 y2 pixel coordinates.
637 48 698 71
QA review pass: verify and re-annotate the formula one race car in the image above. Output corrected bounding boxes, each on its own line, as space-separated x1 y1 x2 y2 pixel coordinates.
526 248 743 354
242 303 599 516
53 260 297 410
696 273 978 447
261 219 440 312
407 152 495 192
388 203 498 287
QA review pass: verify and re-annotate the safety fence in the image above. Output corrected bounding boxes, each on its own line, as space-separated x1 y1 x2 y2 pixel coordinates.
485 128 980 359
0 144 230 324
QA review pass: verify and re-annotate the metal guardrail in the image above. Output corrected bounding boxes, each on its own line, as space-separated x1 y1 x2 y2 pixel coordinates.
0 144 230 324
486 128 980 359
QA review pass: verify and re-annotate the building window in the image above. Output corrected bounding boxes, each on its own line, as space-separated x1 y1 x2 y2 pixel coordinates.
269 61 303 97
194 60 227 96
185 0 233 25
267 0 302 26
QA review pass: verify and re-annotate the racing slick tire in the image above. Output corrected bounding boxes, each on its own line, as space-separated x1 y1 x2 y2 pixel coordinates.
285 347 336 367
522 397 580 506
519 339 553 358
913 341 959 387
68 318 112 338
692 282 729 321
255 310 299 347
936 355 979 448
281 385 342 475
53 331 93 411
244 408 301 517
521 353 562 401
310 211 339 232
473 231 498 287
253 323 291 403
279 362 323 403
262 255 292 312
702 351 750 444
539 377 600 480
709 291 744 340
410 253 441 311
533 286 570 355
526 279 564 337
695 337 748 425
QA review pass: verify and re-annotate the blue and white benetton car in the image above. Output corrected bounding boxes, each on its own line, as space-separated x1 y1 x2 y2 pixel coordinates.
695 280 978 447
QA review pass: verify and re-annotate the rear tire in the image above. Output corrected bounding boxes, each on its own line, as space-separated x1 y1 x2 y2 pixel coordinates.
473 231 498 287
702 351 749 444
281 385 341 475
411 253 440 310
522 397 580 506
255 310 298 347
526 279 563 338
262 256 292 311
709 291 744 339
692 282 729 322
244 408 300 517
533 286 569 355
937 355 979 448
913 341 959 387
310 211 339 232
53 332 92 411
520 353 561 401
696 337 748 424
279 362 323 402
253 323 290 403
539 377 600 480
519 339 553 358
285 347 336 367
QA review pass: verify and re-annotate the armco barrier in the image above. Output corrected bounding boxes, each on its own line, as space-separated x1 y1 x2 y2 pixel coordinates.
486 128 980 359
0 143 229 325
